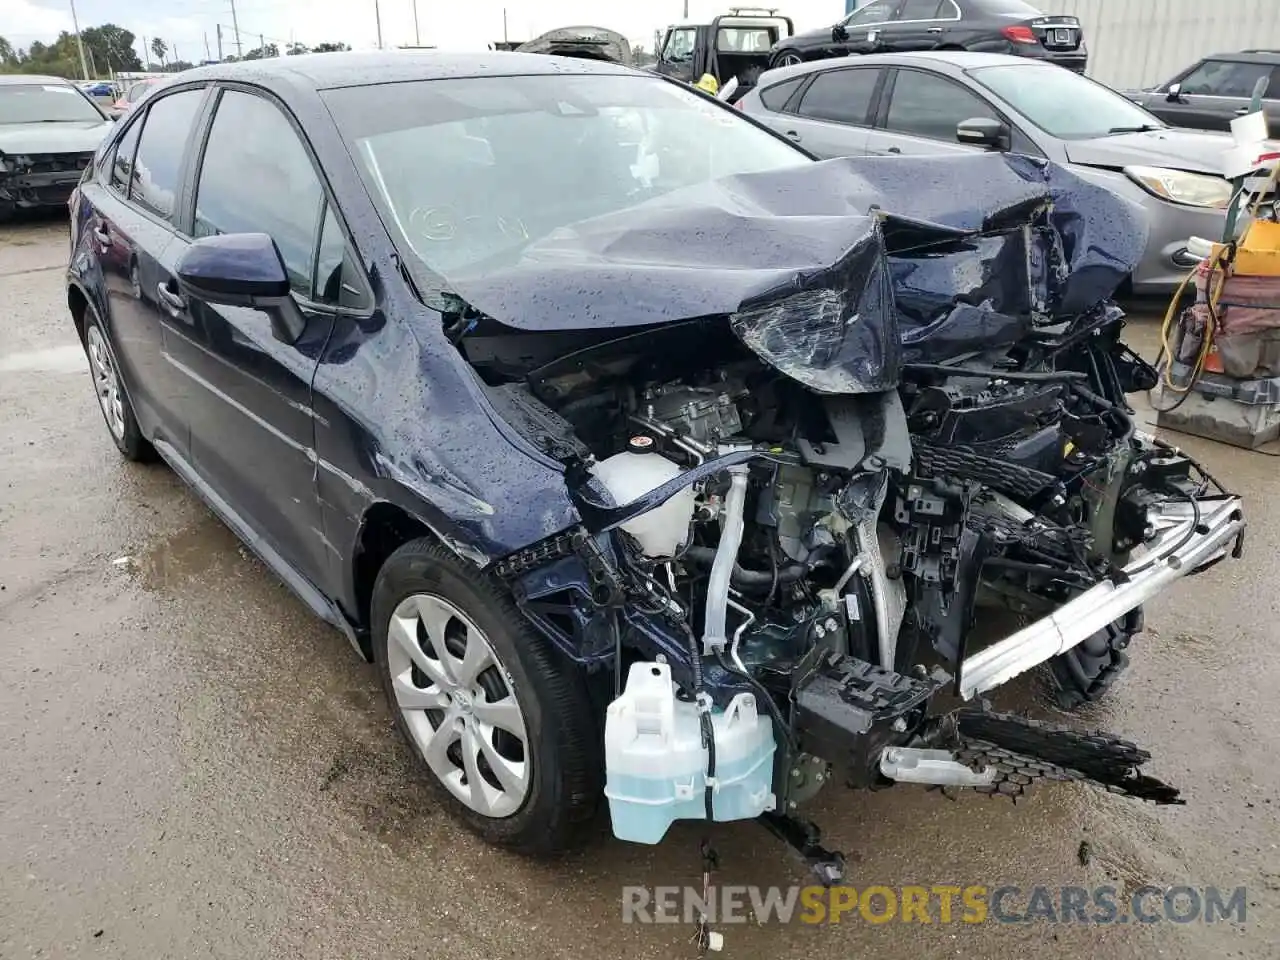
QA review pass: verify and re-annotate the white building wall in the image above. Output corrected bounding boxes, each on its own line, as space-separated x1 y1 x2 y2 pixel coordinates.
1040 0 1280 90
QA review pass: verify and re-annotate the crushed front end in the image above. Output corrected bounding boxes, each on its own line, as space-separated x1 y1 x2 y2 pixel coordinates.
0 151 95 212
452 153 1243 879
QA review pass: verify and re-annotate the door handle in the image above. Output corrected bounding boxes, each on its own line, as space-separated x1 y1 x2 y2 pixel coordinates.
785 130 802 142
927 26 943 33
887 146 902 154
156 281 186 316
1235 107 1252 115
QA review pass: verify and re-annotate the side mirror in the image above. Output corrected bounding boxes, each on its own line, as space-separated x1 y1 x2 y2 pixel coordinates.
174 232 306 344
832 24 849 42
1166 82 1183 101
956 117 1011 151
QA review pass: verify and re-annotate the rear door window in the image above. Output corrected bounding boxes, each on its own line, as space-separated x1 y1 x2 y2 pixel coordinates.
107 117 142 196
795 68 882 126
128 88 205 219
843 0 896 25
897 0 943 20
884 69 997 140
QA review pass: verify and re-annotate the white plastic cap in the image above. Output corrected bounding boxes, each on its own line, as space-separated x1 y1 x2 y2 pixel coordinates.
707 931 725 952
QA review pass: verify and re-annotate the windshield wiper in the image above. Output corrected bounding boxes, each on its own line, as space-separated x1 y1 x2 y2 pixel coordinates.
1106 124 1164 134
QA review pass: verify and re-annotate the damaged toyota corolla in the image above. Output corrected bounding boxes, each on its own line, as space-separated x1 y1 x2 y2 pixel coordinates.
67 52 1244 871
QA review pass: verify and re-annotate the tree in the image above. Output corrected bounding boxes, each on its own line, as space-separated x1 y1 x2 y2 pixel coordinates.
82 24 142 73
151 37 167 66
286 42 309 56
0 36 17 66
242 43 279 60
312 42 351 53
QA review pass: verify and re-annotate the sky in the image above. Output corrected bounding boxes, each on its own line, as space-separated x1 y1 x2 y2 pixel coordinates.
3 0 849 65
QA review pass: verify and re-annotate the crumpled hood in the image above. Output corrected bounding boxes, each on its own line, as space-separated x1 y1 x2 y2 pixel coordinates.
445 152 1147 392
1064 128 1236 175
0 120 112 157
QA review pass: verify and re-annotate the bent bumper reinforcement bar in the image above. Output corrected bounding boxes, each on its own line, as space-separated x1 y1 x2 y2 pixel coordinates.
958 495 1245 700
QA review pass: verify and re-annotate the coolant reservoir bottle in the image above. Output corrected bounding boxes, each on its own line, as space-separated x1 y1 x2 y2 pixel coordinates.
603 662 777 844
588 441 695 558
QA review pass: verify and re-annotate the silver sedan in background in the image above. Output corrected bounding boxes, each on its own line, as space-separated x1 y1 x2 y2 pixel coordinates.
739 51 1243 294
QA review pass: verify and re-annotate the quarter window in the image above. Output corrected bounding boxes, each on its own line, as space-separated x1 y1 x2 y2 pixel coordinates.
758 76 805 112
796 69 881 126
129 88 205 219
193 90 325 299
885 70 997 140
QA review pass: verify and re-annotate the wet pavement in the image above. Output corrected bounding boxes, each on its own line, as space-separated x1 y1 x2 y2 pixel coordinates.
1 215 1276 959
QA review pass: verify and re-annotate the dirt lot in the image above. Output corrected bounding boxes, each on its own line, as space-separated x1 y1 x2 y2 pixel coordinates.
1 215 1277 959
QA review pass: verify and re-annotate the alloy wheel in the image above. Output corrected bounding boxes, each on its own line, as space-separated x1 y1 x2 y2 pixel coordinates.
386 593 531 818
778 53 803 67
86 325 126 441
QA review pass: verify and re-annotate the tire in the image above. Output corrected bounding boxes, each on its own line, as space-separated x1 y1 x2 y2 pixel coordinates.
1047 608 1141 710
82 308 156 462
372 537 602 854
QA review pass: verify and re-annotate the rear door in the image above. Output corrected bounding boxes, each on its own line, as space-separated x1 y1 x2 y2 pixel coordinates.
770 66 887 157
867 66 1000 156
888 0 952 51
163 85 355 590
1151 58 1273 131
80 85 209 454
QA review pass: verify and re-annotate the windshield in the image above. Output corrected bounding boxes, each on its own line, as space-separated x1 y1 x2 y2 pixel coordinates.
324 74 808 278
0 83 104 123
970 63 1166 140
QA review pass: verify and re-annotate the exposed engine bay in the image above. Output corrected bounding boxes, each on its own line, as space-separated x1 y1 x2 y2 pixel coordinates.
438 152 1246 885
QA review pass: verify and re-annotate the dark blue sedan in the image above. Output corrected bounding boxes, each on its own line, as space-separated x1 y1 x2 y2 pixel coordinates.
66 50 820 852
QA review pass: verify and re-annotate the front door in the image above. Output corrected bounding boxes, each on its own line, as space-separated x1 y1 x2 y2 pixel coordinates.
164 86 338 589
866 67 997 157
1154 58 1274 131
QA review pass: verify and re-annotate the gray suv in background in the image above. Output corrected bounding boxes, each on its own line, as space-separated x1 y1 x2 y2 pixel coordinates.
739 51 1239 294
1124 50 1280 134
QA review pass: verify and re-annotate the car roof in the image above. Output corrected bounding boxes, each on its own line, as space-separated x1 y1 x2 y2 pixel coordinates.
0 74 76 86
1204 50 1280 64
177 50 638 91
757 50 1027 84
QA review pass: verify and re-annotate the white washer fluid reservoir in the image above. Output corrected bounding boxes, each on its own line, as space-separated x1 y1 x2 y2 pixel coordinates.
588 446 695 558
603 661 777 845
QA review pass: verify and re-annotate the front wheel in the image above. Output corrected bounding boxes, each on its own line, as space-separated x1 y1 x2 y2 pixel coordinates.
372 537 602 853
1047 608 1142 710
772 50 805 68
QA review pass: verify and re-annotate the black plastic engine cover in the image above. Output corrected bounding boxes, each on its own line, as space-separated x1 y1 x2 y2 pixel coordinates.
792 652 947 787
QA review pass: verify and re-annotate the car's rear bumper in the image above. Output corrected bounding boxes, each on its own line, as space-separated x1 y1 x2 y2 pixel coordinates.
958 494 1245 699
1005 42 1088 72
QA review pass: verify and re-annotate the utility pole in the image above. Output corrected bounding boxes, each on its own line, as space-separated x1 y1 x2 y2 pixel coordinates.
413 0 420 46
68 0 91 79
142 35 150 69
259 34 265 55
204 33 211 60
230 0 243 58
375 0 383 49
503 8 508 43
173 43 179 65
216 24 223 60
683 1 689 17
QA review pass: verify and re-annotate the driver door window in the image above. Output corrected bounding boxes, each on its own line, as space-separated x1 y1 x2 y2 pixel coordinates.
664 28 696 61
193 90 325 299
844 0 896 26
1178 59 1273 98
884 69 997 140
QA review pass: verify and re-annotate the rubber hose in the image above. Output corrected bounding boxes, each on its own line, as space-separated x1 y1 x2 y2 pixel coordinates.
683 545 807 589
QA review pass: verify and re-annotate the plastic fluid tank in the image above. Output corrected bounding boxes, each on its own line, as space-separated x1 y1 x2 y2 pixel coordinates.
589 449 695 558
604 661 777 844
